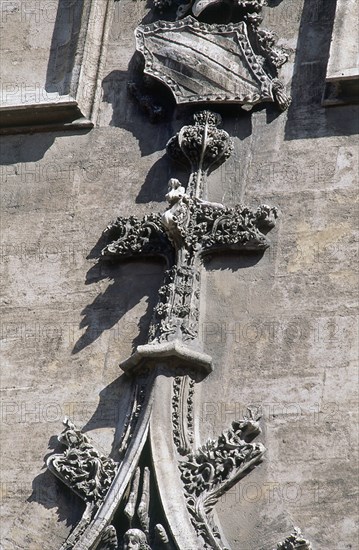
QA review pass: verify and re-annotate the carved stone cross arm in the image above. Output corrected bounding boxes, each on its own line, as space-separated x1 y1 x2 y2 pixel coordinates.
102 212 175 266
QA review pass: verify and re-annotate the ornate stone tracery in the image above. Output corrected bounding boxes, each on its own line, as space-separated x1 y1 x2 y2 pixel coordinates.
102 112 277 349
46 108 295 549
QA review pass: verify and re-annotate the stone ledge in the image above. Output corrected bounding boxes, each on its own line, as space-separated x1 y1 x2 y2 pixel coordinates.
0 101 93 135
120 340 213 376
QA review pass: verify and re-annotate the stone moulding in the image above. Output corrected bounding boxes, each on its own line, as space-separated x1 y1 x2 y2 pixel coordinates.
119 340 214 376
172 375 195 455
136 16 285 107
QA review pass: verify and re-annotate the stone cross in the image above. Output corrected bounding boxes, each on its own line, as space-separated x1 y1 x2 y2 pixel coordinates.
103 111 277 370
47 111 278 550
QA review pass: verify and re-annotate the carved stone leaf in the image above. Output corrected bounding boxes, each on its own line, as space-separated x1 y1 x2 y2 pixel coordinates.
275 528 313 550
177 111 234 174
166 111 234 199
184 202 278 253
102 213 174 264
179 417 265 548
47 418 117 504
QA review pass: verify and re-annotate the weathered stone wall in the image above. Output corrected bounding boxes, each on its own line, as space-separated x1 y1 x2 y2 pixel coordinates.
1 1 358 548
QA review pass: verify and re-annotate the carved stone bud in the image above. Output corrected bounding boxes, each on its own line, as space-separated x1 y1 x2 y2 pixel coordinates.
166 110 234 197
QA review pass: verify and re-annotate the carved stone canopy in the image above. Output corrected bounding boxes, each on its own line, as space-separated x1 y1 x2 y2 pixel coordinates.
135 16 290 109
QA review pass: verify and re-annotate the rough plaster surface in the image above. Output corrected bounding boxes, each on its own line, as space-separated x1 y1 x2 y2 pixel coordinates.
0 0 358 549
326 0 359 80
0 0 58 104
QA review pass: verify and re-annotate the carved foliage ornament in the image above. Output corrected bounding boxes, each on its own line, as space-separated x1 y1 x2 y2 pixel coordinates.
275 528 313 550
47 418 117 504
102 204 276 263
179 416 265 549
166 110 234 198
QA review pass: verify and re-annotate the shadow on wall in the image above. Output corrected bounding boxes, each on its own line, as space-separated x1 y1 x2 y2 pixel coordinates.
0 133 56 164
28 435 85 527
45 0 84 96
135 153 178 204
284 0 359 140
0 129 92 165
101 67 176 157
203 251 265 272
80 374 134 461
102 68 257 203
72 236 165 355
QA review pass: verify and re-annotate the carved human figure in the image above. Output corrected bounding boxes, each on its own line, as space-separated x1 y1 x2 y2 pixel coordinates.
165 177 187 206
162 177 224 236
123 529 151 550
161 178 189 236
